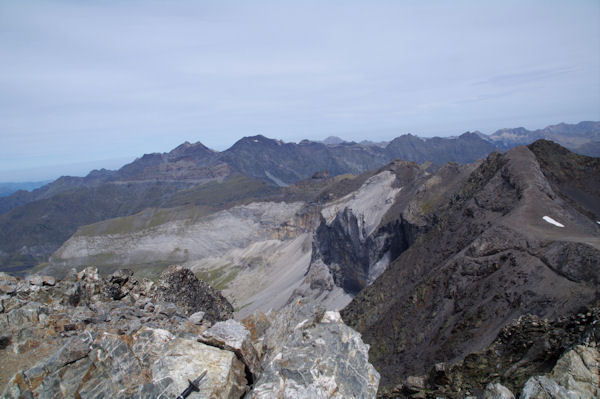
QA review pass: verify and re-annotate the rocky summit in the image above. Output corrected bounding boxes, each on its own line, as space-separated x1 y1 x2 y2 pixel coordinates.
0 267 379 398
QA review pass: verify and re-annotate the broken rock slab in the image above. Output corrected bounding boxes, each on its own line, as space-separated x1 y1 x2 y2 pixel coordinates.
199 319 261 380
483 383 515 399
144 337 247 399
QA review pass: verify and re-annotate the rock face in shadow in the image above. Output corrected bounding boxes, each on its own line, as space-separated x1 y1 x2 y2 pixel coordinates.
305 160 477 300
341 142 600 392
151 265 233 323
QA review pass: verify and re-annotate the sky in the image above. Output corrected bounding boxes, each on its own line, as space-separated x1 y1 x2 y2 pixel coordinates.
1 0 599 181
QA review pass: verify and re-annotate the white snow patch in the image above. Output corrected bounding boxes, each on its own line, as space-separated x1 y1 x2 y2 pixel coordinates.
597 221 600 225
253 139 259 142
543 216 564 228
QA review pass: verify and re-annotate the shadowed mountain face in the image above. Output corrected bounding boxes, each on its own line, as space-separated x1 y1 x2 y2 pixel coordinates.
385 132 495 164
341 141 600 391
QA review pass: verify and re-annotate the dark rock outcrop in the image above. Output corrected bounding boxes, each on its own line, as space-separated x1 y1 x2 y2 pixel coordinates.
342 143 600 392
152 265 233 322
308 160 477 297
410 304 599 398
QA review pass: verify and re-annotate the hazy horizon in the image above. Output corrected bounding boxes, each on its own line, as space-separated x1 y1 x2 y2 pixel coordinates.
1 1 599 181
2 119 598 182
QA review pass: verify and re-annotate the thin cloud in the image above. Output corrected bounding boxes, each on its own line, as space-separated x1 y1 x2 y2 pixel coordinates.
473 67 575 87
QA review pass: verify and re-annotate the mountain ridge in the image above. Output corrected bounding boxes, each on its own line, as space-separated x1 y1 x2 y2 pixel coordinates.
341 141 600 391
0 122 597 275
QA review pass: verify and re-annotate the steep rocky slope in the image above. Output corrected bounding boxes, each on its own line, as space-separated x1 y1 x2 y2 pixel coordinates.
291 160 477 312
341 142 600 392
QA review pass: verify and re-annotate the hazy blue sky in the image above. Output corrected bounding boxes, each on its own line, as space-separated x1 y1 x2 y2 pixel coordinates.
1 0 599 181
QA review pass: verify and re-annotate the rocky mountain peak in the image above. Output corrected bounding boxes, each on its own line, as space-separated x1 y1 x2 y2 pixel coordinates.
322 136 346 145
230 134 281 148
166 141 215 161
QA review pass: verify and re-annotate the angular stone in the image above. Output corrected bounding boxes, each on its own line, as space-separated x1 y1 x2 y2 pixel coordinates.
77 332 143 397
519 345 600 399
148 338 247 399
36 356 93 399
549 345 599 398
0 283 16 295
27 275 43 286
42 333 95 374
77 266 100 282
199 319 261 379
155 302 183 317
42 276 56 286
521 376 569 399
483 383 515 399
189 311 205 325
7 302 44 325
109 269 134 285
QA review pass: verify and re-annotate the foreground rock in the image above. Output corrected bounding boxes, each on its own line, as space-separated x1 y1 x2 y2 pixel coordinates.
522 345 600 399
247 301 380 398
199 319 261 381
0 266 242 397
0 268 380 398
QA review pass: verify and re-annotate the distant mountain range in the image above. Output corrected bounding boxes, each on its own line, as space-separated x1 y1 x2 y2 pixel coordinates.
0 121 597 273
322 121 600 157
0 181 51 197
